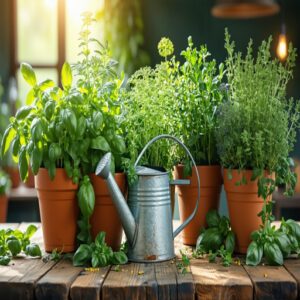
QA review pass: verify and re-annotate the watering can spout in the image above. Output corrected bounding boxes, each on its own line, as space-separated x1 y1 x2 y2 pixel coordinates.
95 153 136 245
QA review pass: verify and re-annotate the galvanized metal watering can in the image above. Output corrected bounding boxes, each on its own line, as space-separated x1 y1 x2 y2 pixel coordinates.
96 134 200 262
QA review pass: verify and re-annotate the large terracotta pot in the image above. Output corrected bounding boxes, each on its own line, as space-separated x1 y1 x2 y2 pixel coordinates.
35 168 78 253
224 169 273 254
174 165 222 245
90 173 126 250
4 167 20 188
0 194 8 222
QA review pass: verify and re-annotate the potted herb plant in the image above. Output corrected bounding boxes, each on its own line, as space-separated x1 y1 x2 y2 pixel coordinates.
73 13 127 250
216 30 300 253
172 37 226 245
121 37 177 173
1 12 128 252
0 169 11 222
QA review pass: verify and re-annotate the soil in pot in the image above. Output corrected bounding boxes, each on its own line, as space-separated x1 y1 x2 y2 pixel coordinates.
224 169 273 254
0 194 8 222
35 168 78 253
90 173 126 251
174 165 222 246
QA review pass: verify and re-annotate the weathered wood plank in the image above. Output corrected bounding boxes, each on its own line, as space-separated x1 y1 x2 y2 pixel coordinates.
70 266 110 300
155 261 177 300
0 223 57 300
35 259 82 300
101 263 158 300
176 262 194 300
244 265 297 300
192 258 253 300
284 258 300 300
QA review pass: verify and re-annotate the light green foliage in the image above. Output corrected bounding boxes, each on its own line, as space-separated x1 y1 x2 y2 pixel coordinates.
216 29 300 198
0 225 41 266
173 37 226 171
73 231 128 267
194 210 235 266
0 12 127 245
177 250 191 274
121 38 178 173
158 37 174 58
0 169 11 195
97 0 149 75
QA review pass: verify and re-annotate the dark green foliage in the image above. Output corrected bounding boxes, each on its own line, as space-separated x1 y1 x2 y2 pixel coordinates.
195 210 235 266
73 232 128 267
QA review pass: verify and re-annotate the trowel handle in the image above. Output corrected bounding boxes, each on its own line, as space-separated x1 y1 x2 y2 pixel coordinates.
170 179 190 185
134 134 200 239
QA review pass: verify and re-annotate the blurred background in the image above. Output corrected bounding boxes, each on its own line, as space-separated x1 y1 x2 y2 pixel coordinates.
0 0 299 222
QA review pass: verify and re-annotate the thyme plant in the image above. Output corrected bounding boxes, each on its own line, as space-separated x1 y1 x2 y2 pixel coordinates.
216 29 300 198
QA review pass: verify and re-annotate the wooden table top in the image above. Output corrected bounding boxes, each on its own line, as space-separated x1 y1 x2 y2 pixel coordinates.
0 222 299 300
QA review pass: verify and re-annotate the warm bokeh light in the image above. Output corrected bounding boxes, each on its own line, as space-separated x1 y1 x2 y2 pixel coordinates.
276 34 287 61
44 0 56 10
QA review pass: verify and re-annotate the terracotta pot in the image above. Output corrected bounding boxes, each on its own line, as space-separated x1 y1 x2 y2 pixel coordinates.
0 194 8 222
35 168 78 253
24 168 35 188
4 167 20 188
90 173 126 250
294 158 300 193
224 169 273 254
174 165 222 245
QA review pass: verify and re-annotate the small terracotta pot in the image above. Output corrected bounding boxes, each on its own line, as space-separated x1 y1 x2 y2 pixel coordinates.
224 169 273 254
174 165 222 245
35 168 78 253
24 168 35 188
0 194 8 222
4 167 20 188
90 173 126 250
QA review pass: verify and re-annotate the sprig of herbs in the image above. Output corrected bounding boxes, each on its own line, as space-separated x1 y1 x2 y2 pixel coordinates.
194 210 235 267
177 250 191 274
73 231 128 268
0 225 41 266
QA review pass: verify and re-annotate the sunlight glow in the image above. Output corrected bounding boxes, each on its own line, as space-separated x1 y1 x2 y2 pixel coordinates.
44 0 56 10
276 34 288 61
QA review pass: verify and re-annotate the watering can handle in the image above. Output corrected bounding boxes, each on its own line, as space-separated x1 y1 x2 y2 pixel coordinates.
134 134 200 239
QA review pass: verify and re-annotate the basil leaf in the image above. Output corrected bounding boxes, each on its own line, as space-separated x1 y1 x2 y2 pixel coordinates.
1 125 16 157
7 239 22 256
264 242 283 266
73 244 92 266
225 231 235 254
16 106 34 120
21 63 37 86
275 232 291 258
91 136 110 152
95 232 106 247
206 210 220 228
25 243 42 257
19 146 29 182
61 62 73 90
246 241 263 266
0 255 11 266
200 228 223 252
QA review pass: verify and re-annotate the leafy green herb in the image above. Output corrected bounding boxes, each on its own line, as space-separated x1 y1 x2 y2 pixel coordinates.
177 250 191 274
1 13 128 245
0 225 41 265
216 29 300 198
194 210 235 266
73 231 128 268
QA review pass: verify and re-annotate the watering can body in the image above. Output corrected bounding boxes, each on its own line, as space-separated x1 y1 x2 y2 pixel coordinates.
96 135 200 263
127 166 175 261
